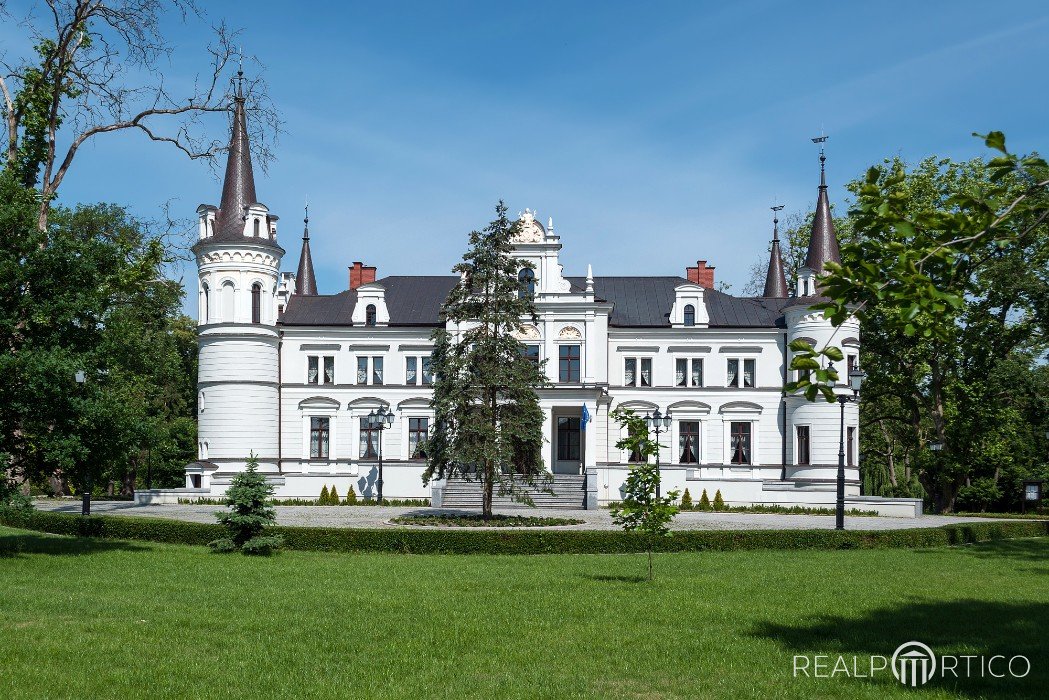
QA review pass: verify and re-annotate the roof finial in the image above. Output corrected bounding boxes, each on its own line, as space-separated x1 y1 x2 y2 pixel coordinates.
586 263 594 293
811 132 828 187
771 203 784 242
303 196 310 240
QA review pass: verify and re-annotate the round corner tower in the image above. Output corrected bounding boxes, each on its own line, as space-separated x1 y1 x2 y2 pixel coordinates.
191 87 284 490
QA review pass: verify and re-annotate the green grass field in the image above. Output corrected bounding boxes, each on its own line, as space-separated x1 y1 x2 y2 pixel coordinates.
0 526 1045 699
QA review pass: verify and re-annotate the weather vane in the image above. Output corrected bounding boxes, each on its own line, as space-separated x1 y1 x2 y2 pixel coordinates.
771 203 785 240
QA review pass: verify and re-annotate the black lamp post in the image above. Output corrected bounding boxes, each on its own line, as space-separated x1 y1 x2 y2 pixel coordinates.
366 406 395 504
827 361 865 530
74 369 91 516
643 408 673 499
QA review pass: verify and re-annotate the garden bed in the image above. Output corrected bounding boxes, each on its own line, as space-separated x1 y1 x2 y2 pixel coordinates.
389 514 584 528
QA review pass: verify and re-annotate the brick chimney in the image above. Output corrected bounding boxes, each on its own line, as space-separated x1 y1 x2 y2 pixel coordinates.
686 260 715 289
349 261 377 290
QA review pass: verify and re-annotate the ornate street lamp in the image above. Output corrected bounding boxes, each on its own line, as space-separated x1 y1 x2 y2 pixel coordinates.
643 408 673 499
366 405 395 503
827 361 865 530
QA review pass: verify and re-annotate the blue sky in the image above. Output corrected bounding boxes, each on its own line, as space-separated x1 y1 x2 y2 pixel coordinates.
7 1 1049 309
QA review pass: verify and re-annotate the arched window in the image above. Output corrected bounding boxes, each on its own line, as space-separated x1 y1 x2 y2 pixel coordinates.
365 304 377 327
220 281 235 322
683 304 695 327
253 218 260 237
201 282 209 323
518 268 535 299
251 283 262 323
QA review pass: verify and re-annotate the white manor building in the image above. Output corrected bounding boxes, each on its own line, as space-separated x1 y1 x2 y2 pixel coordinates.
181 90 915 514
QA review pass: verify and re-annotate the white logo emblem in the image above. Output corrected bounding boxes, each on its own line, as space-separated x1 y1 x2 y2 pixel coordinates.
892 641 937 687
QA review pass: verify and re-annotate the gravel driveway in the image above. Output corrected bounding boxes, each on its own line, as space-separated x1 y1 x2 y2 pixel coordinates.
30 499 1010 531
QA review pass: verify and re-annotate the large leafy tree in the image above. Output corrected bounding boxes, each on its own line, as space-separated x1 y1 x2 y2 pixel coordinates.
424 202 547 519
0 170 197 496
790 136 1049 512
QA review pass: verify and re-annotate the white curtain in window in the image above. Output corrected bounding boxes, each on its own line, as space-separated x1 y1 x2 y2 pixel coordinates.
625 358 636 386
323 357 335 384
675 359 686 386
357 357 368 384
406 357 417 385
640 359 652 387
691 360 702 387
308 356 319 384
743 359 755 387
372 357 383 385
727 359 738 386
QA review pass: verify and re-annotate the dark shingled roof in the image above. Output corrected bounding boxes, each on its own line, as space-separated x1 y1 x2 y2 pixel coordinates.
805 155 841 273
281 275 788 328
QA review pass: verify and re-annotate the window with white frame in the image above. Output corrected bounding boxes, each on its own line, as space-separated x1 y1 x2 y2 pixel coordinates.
678 421 700 463
726 358 756 388
356 356 384 385
797 425 810 465
405 356 433 386
310 417 330 459
559 345 580 383
409 417 429 459
359 417 379 458
624 357 652 387
729 421 752 464
307 356 335 384
675 358 703 387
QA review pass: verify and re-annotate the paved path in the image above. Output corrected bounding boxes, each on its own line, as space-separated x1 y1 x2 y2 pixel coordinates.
31 499 1010 531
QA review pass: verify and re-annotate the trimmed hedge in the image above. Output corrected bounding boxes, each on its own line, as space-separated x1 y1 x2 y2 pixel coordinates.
2 508 1047 556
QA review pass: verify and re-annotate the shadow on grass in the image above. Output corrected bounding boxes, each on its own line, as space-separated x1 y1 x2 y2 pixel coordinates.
751 598 1047 698
580 574 648 584
921 538 1049 568
0 533 152 557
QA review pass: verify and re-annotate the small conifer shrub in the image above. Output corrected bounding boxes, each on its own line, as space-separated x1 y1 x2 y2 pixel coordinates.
713 489 725 511
210 452 282 555
680 488 693 510
329 485 340 504
345 486 358 505
699 489 711 511
319 485 329 504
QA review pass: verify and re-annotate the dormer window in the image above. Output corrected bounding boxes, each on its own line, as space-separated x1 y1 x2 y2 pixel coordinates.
518 268 535 299
683 304 696 327
365 304 377 327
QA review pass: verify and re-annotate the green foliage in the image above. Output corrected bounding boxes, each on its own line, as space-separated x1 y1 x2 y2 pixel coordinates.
319 485 329 505
699 489 711 511
389 514 584 527
212 454 281 555
680 488 692 509
713 490 725 511
328 485 339 505
0 468 33 514
345 486 357 505
425 202 549 517
0 172 197 495
955 478 1004 513
4 508 1047 555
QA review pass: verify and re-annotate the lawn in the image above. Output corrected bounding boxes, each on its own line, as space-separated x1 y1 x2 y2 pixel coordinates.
0 527 1045 699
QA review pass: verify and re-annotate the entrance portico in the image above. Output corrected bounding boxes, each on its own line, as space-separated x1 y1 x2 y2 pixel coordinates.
539 388 604 475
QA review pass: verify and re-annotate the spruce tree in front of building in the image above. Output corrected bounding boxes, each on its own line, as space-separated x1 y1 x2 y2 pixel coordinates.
713 490 725 511
211 452 282 555
425 202 548 520
680 488 692 510
699 489 712 511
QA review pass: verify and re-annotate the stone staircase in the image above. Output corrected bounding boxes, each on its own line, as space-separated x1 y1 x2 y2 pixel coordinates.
439 474 586 510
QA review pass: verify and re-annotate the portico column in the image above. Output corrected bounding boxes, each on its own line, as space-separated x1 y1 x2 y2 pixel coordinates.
584 404 597 469
540 406 553 474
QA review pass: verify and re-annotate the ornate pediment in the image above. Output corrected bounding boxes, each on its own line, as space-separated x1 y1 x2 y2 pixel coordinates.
513 209 545 243
513 323 542 340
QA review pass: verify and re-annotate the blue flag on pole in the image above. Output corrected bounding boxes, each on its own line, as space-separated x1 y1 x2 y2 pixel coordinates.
581 404 590 431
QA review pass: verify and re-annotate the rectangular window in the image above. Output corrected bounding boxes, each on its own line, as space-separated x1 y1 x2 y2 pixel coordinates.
628 425 645 463
677 359 703 387
556 416 581 461
847 354 856 377
640 358 652 387
797 426 810 465
359 417 378 459
323 356 335 384
679 421 699 463
406 357 417 385
847 427 856 467
421 356 433 385
522 345 540 369
372 357 384 385
357 357 368 385
727 358 755 387
625 357 652 386
307 356 319 384
559 345 580 383
625 358 636 386
310 417 329 459
730 422 751 465
409 417 429 459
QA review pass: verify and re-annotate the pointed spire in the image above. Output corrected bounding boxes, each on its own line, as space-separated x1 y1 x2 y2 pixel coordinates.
295 200 318 295
216 64 258 239
763 205 788 298
804 135 841 274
